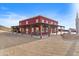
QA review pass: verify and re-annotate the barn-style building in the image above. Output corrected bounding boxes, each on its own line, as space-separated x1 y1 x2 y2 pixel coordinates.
12 15 64 38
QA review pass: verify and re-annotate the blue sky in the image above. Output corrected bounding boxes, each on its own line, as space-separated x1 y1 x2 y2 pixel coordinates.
0 3 77 29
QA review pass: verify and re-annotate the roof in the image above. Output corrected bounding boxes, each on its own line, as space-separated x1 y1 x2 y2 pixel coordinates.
20 15 58 23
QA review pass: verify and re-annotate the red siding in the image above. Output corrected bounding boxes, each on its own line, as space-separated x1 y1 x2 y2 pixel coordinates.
19 16 58 26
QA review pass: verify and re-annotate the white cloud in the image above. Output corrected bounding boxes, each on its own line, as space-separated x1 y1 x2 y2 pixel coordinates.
0 12 27 27
4 12 27 19
74 3 79 12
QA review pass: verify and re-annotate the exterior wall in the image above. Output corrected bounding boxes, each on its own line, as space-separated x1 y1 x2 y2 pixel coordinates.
19 16 58 26
19 16 58 35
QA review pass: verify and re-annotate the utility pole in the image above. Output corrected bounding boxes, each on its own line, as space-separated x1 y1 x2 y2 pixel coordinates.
76 12 79 34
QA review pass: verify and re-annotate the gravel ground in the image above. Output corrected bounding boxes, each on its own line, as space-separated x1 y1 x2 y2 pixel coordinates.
0 32 40 49
0 32 79 56
0 32 71 56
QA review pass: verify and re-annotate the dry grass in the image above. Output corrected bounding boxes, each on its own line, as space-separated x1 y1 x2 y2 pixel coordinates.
0 25 11 31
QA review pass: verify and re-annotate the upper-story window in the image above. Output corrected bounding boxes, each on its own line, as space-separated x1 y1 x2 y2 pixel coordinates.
26 21 28 24
51 22 53 24
36 19 38 23
46 20 48 23
42 19 44 23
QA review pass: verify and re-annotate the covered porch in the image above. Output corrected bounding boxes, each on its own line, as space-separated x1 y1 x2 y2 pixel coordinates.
19 23 59 38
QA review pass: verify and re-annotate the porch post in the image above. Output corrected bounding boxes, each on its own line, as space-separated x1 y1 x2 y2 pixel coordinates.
34 26 36 34
44 27 46 33
60 26 62 35
50 27 52 34
48 25 50 37
39 24 42 38
56 26 58 35
30 25 32 37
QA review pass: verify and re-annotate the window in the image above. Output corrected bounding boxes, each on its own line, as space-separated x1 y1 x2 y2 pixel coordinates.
32 28 34 32
42 19 44 23
51 22 53 24
26 21 28 24
46 27 48 32
36 27 39 32
42 27 45 32
26 28 28 33
36 19 38 23
26 28 28 31
46 20 48 23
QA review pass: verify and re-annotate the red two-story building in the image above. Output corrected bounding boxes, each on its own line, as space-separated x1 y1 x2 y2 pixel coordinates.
19 15 59 38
